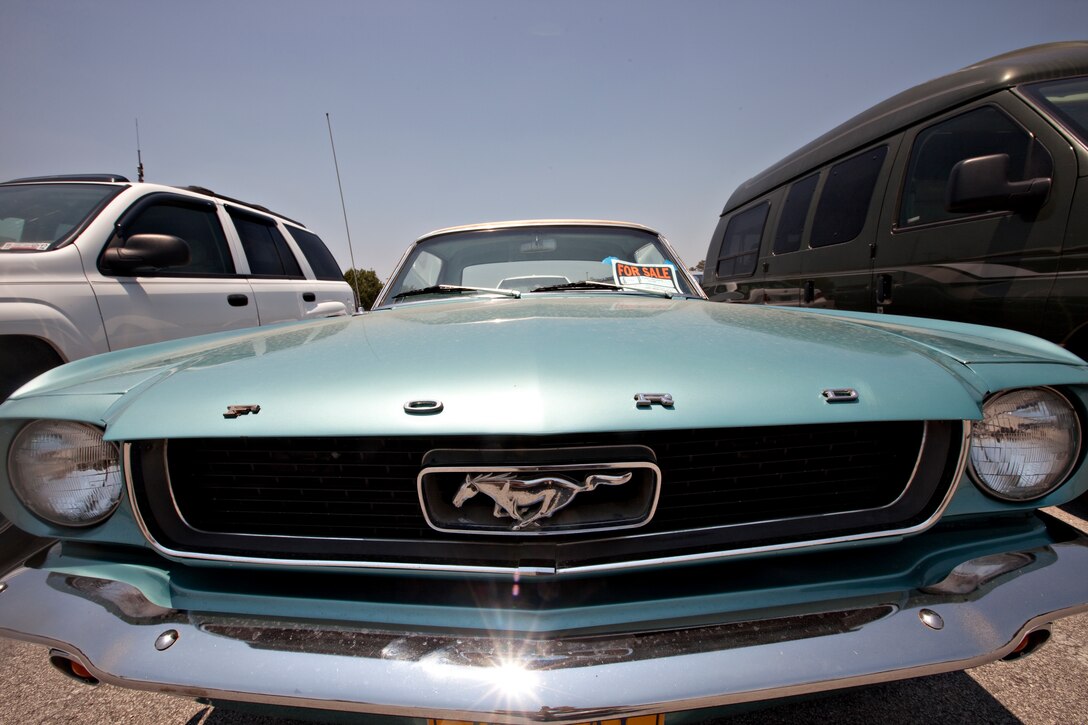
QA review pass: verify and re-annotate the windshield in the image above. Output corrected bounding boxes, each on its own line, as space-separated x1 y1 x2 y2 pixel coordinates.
0 183 124 252
1022 76 1088 146
378 225 696 307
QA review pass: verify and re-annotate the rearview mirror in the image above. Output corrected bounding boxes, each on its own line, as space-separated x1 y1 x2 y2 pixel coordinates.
101 233 191 274
945 154 1051 214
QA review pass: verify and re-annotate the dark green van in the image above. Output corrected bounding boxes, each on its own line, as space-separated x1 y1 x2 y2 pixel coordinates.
702 41 1088 359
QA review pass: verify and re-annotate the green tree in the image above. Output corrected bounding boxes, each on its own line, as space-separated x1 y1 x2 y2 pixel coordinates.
343 268 384 311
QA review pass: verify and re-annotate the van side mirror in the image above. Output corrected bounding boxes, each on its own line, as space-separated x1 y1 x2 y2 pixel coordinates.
101 233 191 274
945 154 1051 214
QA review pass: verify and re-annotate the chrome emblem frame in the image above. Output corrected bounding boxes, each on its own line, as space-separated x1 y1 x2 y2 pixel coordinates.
418 460 662 536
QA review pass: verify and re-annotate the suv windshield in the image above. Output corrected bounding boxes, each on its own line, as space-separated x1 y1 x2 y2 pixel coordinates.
0 183 124 252
1022 76 1088 146
379 225 695 307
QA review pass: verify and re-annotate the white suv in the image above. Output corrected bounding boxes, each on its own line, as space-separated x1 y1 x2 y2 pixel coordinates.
0 174 356 401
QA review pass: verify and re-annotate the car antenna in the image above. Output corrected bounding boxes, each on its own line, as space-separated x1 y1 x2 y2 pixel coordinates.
325 113 363 311
135 118 145 182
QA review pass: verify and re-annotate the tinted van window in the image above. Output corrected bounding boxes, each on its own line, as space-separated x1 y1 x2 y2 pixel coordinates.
898 106 1052 227
773 174 819 255
716 203 769 278
1023 76 1088 146
811 146 887 247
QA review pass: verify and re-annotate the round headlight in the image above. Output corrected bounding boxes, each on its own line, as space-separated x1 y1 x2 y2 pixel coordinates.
969 388 1082 501
8 421 122 526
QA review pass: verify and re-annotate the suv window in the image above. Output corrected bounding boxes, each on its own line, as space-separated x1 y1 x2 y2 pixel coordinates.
773 174 819 255
811 146 888 247
898 106 1053 227
0 184 124 252
115 201 235 275
716 202 769 278
230 210 303 278
287 227 345 281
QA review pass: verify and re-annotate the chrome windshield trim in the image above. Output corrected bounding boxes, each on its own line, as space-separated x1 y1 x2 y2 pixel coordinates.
124 422 969 576
372 219 705 308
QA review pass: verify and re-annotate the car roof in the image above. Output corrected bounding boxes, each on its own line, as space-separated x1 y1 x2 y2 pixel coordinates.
723 41 1088 215
0 175 304 227
1 174 131 184
415 219 662 243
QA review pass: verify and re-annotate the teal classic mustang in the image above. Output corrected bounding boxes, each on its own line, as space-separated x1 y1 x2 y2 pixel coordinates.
0 220 1086 722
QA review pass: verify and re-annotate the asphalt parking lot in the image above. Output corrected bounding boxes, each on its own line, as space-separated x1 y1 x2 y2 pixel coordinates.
1 503 1086 725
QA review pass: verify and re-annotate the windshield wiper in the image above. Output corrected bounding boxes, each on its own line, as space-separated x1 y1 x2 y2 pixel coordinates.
529 280 675 298
391 284 521 301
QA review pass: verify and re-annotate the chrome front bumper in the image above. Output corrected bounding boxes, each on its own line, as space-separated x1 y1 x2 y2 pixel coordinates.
0 535 1086 723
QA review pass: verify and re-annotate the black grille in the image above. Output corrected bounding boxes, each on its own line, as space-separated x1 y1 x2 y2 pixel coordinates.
128 420 963 573
164 423 924 539
130 422 961 569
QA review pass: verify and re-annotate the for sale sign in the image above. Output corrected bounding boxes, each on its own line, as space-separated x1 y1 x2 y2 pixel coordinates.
611 260 681 294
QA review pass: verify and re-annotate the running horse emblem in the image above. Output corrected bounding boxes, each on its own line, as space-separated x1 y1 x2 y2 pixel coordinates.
452 471 634 530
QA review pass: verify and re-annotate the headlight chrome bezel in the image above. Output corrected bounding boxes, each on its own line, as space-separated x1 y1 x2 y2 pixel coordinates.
968 386 1083 502
8 420 123 527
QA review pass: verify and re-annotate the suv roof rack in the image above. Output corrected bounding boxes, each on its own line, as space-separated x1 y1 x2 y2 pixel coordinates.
178 186 304 227
2 174 131 184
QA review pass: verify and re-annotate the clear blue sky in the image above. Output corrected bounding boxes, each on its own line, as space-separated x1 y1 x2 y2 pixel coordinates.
3 0 1086 279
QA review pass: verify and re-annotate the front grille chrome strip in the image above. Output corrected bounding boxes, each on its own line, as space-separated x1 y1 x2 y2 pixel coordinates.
123 422 970 577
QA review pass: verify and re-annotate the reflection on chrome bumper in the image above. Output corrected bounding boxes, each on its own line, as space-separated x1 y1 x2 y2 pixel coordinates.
0 538 1086 724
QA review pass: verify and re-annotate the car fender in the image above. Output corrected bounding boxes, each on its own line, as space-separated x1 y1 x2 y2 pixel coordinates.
0 297 108 363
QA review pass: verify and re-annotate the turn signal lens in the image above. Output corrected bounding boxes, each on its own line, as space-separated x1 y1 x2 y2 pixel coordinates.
9 421 122 526
969 388 1081 501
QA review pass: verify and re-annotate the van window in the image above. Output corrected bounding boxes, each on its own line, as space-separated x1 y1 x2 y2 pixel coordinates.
810 146 887 247
773 174 819 254
1022 76 1088 146
716 203 768 278
898 106 1052 227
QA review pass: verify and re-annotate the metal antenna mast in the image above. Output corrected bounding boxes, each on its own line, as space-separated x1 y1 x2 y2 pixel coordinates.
135 118 145 182
326 113 362 310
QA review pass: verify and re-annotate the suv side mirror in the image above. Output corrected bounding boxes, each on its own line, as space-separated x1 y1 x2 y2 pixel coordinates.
945 153 1051 214
101 233 191 274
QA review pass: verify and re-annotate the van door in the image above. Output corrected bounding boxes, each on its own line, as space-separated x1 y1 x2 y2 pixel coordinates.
798 141 900 310
872 94 1075 334
755 176 818 306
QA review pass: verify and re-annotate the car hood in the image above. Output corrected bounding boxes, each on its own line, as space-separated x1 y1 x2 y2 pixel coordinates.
6 296 1085 441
